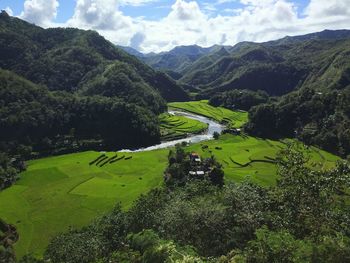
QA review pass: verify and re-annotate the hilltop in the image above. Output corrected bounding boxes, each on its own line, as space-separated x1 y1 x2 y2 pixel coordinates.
0 11 188 108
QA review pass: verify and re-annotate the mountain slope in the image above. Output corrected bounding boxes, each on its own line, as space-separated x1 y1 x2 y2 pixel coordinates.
0 69 160 153
179 30 350 97
0 11 188 112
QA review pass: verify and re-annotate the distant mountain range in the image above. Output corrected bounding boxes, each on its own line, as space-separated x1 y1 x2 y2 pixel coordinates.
121 29 350 97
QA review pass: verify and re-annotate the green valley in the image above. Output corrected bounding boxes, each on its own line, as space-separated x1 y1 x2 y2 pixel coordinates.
0 9 349 263
0 101 339 258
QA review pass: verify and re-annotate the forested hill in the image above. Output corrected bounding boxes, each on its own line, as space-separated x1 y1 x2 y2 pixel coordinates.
122 29 350 98
0 11 188 110
180 30 350 97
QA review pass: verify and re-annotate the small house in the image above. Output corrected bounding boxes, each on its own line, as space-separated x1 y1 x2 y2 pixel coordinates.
190 152 201 163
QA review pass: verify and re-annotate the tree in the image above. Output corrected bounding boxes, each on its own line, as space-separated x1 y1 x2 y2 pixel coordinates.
213 131 220 140
272 144 350 238
209 166 224 186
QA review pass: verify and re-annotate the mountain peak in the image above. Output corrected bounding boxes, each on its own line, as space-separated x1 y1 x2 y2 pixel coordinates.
0 10 10 19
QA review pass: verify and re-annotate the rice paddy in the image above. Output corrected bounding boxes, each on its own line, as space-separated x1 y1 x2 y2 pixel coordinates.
159 113 208 141
168 100 248 128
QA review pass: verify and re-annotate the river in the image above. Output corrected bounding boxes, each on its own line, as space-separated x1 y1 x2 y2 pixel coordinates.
120 110 225 153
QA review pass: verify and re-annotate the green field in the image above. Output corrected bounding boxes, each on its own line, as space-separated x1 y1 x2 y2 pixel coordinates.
0 101 340 258
168 100 248 128
159 113 208 141
0 150 169 258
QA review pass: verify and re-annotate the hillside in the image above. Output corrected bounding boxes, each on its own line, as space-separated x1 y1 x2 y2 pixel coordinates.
180 30 350 97
0 11 188 109
246 85 350 157
0 69 160 152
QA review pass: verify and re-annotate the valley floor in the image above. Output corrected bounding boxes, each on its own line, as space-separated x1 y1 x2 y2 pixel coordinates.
0 102 339 258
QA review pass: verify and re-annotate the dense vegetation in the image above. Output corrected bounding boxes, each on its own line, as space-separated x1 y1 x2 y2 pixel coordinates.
0 11 188 105
122 30 350 157
0 69 160 189
209 89 270 111
17 145 349 263
0 69 160 150
131 30 350 100
246 86 350 157
0 12 188 189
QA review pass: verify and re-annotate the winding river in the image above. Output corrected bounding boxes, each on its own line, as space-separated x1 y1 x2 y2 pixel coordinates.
120 111 225 153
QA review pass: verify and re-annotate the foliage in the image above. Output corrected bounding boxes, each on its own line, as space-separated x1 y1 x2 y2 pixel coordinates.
0 69 160 155
0 12 188 105
0 219 17 263
165 145 224 187
271 144 350 238
45 205 128 263
209 89 270 111
246 87 350 156
0 152 21 190
213 131 220 140
178 30 350 99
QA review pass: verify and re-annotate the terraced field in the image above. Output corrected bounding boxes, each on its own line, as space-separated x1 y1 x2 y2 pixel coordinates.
187 134 338 186
0 150 169 258
159 113 208 141
168 100 248 128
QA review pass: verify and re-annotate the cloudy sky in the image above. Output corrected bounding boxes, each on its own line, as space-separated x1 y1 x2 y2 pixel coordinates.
1 0 350 52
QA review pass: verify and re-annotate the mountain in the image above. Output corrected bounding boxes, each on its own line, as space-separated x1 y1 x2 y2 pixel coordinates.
0 11 192 171
179 30 350 98
125 45 228 74
0 11 188 111
119 30 350 99
117 45 146 58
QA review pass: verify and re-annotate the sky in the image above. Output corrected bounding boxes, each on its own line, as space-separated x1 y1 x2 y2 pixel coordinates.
1 0 350 53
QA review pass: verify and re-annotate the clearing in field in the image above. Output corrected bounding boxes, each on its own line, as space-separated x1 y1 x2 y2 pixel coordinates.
168 100 248 128
159 112 208 141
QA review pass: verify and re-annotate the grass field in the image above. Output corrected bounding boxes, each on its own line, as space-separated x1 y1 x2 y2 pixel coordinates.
168 100 248 128
0 150 169 258
159 113 208 141
0 102 340 258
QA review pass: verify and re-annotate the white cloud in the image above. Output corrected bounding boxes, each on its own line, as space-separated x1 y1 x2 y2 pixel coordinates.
119 0 160 6
15 0 350 52
20 0 59 26
305 0 350 17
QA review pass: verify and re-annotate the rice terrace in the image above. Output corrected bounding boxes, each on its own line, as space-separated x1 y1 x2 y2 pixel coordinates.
0 101 339 258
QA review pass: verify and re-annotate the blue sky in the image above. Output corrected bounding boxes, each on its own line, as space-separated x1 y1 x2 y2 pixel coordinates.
1 0 349 52
0 0 310 22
